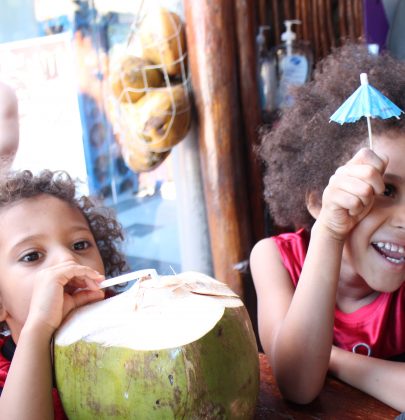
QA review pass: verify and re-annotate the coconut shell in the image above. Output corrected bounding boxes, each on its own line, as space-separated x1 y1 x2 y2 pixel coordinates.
140 8 187 77
116 117 170 173
122 84 191 152
122 138 170 173
110 56 163 103
54 272 259 419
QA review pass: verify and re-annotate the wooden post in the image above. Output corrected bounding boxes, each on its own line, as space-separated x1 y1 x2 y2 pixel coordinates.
235 0 266 243
183 0 253 298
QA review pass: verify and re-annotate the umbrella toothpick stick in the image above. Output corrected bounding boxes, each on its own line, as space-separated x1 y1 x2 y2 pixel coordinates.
361 73 374 150
366 115 373 150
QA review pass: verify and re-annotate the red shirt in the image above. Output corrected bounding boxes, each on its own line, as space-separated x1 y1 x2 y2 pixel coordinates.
0 335 67 419
273 229 405 359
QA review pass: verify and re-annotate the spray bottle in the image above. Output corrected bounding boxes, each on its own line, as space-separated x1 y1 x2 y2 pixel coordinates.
256 25 277 115
275 20 313 108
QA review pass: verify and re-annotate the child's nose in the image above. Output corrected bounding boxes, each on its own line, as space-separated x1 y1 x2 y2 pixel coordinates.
52 247 78 265
390 203 405 229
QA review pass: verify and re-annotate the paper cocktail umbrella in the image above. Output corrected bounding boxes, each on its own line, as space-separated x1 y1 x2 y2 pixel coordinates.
330 73 403 149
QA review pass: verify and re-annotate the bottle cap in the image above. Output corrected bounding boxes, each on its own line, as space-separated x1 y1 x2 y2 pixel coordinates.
281 20 301 44
256 25 271 47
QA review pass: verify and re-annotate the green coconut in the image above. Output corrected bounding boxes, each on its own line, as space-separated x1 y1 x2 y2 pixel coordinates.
54 271 259 419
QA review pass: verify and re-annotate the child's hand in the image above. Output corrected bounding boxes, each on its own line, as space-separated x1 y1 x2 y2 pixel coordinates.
26 261 105 334
318 148 388 241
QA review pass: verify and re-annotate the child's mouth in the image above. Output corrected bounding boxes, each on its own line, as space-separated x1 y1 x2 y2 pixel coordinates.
372 241 405 264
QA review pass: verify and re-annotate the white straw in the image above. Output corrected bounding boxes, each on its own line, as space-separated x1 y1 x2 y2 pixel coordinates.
99 269 159 289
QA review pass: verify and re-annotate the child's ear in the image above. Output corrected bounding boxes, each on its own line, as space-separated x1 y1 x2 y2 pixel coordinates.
306 191 321 219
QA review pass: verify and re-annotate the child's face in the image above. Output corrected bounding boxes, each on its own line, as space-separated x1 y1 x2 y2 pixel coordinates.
342 133 405 292
0 194 104 336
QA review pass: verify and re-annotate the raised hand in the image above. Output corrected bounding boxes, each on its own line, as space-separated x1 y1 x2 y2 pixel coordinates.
27 261 105 334
318 148 388 241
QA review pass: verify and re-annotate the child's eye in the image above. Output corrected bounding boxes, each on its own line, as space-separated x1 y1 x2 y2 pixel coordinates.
73 240 91 251
383 183 396 197
20 251 42 263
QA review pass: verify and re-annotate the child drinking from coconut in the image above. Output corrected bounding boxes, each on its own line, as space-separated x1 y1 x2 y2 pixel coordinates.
0 169 127 419
250 42 405 412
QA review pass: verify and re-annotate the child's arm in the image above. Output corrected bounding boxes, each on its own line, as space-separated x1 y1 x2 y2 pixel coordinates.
251 225 344 403
0 81 19 161
251 148 387 404
0 261 104 420
1 322 55 419
330 345 405 412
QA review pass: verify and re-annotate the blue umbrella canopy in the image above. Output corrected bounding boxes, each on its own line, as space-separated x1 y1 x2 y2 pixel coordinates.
330 73 403 149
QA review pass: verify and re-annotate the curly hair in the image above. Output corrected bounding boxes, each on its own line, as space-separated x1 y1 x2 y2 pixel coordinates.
259 42 405 231
0 169 128 277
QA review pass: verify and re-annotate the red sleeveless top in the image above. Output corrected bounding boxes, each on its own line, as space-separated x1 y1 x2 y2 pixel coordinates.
272 229 405 359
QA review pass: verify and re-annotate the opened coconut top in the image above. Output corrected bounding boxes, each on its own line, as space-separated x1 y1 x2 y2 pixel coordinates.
55 272 243 350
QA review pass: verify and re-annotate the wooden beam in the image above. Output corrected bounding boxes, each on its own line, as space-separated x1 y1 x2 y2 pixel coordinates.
183 0 253 298
235 0 266 243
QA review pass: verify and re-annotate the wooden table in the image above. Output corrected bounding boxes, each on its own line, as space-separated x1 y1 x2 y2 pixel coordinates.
255 353 400 419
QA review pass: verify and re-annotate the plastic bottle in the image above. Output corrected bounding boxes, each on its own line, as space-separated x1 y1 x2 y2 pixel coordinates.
256 25 277 115
275 20 313 108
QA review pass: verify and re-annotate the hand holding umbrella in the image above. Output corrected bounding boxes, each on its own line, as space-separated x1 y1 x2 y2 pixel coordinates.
330 73 403 149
